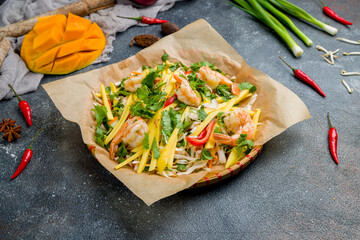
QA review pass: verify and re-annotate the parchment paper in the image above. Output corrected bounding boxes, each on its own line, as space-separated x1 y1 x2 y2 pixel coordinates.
43 19 311 206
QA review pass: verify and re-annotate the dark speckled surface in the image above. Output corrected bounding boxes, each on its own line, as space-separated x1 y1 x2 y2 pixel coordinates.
1 0 359 239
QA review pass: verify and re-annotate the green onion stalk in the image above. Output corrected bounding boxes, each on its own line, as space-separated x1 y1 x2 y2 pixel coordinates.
257 0 313 47
268 0 337 35
230 0 303 57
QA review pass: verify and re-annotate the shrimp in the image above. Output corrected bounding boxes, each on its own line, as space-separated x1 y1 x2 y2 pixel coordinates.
199 66 240 95
173 74 201 107
213 108 254 146
109 116 149 159
124 72 145 92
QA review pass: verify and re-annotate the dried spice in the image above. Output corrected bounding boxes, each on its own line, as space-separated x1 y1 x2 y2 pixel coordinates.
161 22 180 35
130 34 160 47
3 125 22 142
0 118 16 132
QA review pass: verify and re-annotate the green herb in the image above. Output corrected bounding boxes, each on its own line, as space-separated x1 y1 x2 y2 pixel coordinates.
143 133 149 150
238 82 257 93
200 148 213 160
157 64 165 71
130 101 155 119
169 62 180 72
161 52 169 62
161 108 182 141
142 71 158 89
94 127 106 147
217 112 226 130
214 126 223 134
116 143 128 163
215 84 234 101
175 99 187 109
151 140 160 159
197 106 208 121
177 164 187 171
187 73 216 100
179 120 192 135
93 105 107 127
235 133 254 154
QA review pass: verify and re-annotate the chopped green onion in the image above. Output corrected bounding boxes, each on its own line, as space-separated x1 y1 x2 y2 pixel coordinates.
257 0 313 47
268 0 337 36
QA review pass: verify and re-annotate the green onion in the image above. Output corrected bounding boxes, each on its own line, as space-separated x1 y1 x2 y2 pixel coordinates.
268 0 337 35
257 0 313 47
230 0 303 57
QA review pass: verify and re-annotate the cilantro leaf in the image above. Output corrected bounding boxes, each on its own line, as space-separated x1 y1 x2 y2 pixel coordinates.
93 105 107 127
142 71 158 89
214 126 223 134
94 127 106 147
177 164 187 171
215 84 234 101
116 143 128 163
217 112 226 130
235 134 254 154
143 133 149 149
197 106 208 121
161 108 182 141
161 52 169 62
200 148 213 160
130 101 155 119
238 82 256 93
151 140 160 159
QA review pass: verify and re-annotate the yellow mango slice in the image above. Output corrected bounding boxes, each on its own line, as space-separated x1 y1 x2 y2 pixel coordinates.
62 13 91 41
34 46 60 69
21 13 106 75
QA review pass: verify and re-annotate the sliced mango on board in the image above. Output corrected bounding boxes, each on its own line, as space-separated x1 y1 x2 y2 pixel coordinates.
21 13 106 75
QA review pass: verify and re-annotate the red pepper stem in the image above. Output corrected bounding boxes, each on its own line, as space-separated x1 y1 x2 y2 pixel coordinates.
327 112 334 129
119 16 142 21
28 128 42 150
319 0 325 8
278 56 296 72
8 84 23 102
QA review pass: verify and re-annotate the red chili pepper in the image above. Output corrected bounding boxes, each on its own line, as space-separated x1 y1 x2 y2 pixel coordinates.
11 128 42 179
8 84 33 126
120 16 168 24
279 57 326 98
327 113 339 164
164 94 176 108
319 0 353 25
186 119 216 146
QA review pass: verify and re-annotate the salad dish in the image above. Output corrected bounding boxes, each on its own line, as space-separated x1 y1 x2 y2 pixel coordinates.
92 53 261 177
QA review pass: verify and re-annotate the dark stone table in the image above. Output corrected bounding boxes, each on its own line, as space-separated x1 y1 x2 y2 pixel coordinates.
1 0 359 239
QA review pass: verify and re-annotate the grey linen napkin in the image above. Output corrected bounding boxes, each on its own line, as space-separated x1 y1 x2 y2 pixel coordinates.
0 0 180 100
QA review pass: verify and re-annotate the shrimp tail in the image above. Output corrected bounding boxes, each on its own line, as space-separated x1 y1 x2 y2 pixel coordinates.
173 74 184 83
213 133 237 146
230 83 240 95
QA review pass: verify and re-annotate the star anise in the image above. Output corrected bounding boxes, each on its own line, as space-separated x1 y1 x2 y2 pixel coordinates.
3 125 22 142
0 118 16 132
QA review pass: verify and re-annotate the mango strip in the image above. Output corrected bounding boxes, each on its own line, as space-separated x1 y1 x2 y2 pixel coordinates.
252 109 261 139
114 150 143 170
100 84 114 121
137 123 156 173
104 94 133 145
110 82 117 93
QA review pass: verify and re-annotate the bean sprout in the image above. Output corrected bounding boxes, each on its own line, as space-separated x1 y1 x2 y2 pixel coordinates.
341 79 353 94
336 37 360 45
343 52 360 56
341 70 360 76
